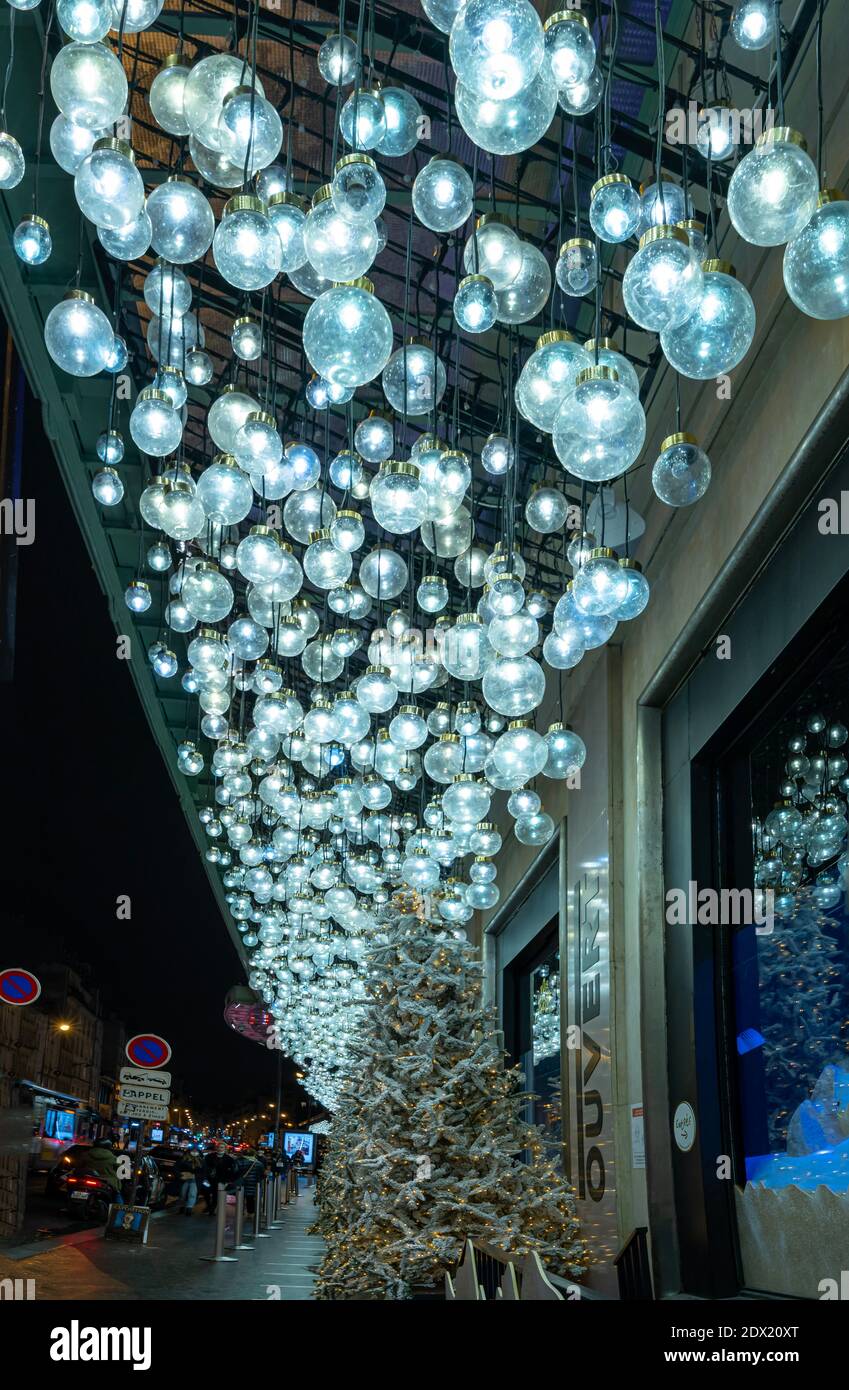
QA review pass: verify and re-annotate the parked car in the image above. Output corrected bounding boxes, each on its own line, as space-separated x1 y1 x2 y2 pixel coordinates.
146 1145 184 1197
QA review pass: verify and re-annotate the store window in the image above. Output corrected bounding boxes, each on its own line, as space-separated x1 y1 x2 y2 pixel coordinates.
503 921 562 1164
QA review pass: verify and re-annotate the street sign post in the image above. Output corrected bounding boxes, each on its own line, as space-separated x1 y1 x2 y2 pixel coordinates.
116 1098 170 1122
125 1034 172 1069
120 1066 171 1089
118 1084 172 1107
0 968 42 1007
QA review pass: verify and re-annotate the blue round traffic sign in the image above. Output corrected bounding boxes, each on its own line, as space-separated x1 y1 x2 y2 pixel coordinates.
0 968 41 1007
125 1033 172 1069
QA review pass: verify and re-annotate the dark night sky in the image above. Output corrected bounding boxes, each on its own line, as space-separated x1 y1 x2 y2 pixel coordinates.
0 383 297 1116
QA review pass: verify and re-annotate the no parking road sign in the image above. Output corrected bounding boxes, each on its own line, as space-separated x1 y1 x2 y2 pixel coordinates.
125 1034 172 1069
0 968 42 1007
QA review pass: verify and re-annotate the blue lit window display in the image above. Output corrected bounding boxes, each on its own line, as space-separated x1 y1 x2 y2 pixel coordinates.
738 667 849 1196
504 934 562 1163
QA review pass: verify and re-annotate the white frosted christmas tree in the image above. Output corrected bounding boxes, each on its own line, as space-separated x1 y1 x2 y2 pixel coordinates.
312 899 586 1300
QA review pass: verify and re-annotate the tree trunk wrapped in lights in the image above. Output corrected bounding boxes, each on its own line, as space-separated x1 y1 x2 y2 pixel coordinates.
312 900 586 1300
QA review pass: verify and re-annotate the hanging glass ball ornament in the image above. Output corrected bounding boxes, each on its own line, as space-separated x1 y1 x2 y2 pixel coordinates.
303 530 352 589
329 453 363 492
455 64 557 156
235 525 284 584
678 216 708 266
369 462 428 534
463 214 522 289
146 309 201 368
44 290 113 377
481 432 514 475
488 610 539 657
423 0 462 31
124 579 151 613
91 465 124 505
283 439 320 490
376 88 422 157
111 0 165 33
231 316 263 361
146 539 171 573
149 53 191 136
515 811 555 846
182 562 234 622
589 172 641 243
542 722 585 780
303 185 378 281
265 192 308 273
418 444 470 520
234 412 283 476
495 243 551 324
583 337 640 397
661 261 756 379
616 559 650 619
98 208 152 260
455 546 488 589
283 486 335 543
340 86 387 151
442 775 492 826
97 428 123 465
555 237 598 297
303 278 393 388
58 0 112 43
144 261 191 320
185 348 213 386
651 432 712 507
573 547 628 616
450 0 544 101
331 154 385 227
130 387 183 456
515 330 589 432
694 100 737 162
622 226 704 332
49 114 104 174
208 385 261 453
731 0 774 50
542 626 585 669
638 179 693 234
557 64 603 116
219 88 283 172
525 484 568 533
0 131 23 190
482 654 545 717
104 334 128 373
553 366 646 481
454 274 498 333
417 574 449 614
412 155 474 233
492 721 548 782
213 195 281 291
328 510 364 556
727 128 819 247
50 40 128 130
421 505 473 559
784 190 849 320
382 339 447 417
14 215 52 266
195 454 254 525
147 176 214 264
159 480 205 540
359 545 408 599
74 137 144 230
287 260 333 300
183 53 264 151
543 10 596 86
355 411 394 462
188 135 244 191
317 32 357 85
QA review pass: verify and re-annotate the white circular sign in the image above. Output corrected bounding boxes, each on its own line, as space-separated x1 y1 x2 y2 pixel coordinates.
673 1101 697 1152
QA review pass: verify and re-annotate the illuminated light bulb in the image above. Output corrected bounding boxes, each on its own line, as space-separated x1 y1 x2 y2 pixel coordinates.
376 88 422 158
661 261 756 379
57 0 112 44
208 385 261 453
494 243 551 324
557 64 603 116
14 215 52 266
455 65 557 156
583 336 640 396
331 153 385 226
195 454 254 525
219 88 283 172
49 114 105 174
555 236 598 297
91 465 124 505
130 387 183 456
616 559 650 620
44 290 113 377
74 136 144 229
482 654 546 717
152 365 186 409
589 172 641 244
234 412 283 476
147 175 215 264
487 610 539 657
553 366 645 481
354 411 393 463
694 101 737 162
453 273 498 333
183 53 265 153
104 335 128 373
651 431 712 507
50 40 128 131
481 432 514 476
98 209 152 261
110 0 164 33
542 721 586 780
784 189 849 319
622 225 704 331
303 184 377 280
185 348 213 386
542 626 585 670
515 330 589 433
638 179 693 235
515 811 555 846
329 453 363 492
182 561 234 623
303 279 393 388
213 195 282 291
543 10 596 87
125 579 151 613
573 547 628 616
382 339 447 417
418 445 470 521
417 574 449 614
304 529 353 588
492 722 548 783
232 315 263 361
730 0 774 50
463 214 522 289
285 440 321 490
359 545 408 600
370 461 428 534
317 32 358 86
525 483 568 533
727 128 819 248
450 0 544 101
149 53 191 136
339 86 387 150
413 155 474 232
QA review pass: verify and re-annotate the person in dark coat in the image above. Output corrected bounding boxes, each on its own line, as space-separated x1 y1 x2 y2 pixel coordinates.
236 1148 265 1216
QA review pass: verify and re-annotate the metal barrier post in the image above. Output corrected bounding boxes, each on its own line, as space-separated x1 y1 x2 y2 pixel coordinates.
266 1174 282 1228
200 1185 238 1263
234 1186 253 1250
253 1179 271 1238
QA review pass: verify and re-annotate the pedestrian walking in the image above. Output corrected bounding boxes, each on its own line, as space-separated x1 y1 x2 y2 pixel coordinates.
178 1149 200 1215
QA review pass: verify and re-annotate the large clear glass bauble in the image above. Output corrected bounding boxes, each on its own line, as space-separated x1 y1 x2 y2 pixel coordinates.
266 197 306 274
359 546 408 599
482 654 545 716
413 156 474 232
288 261 333 298
727 132 819 247
616 563 650 619
376 88 422 157
303 637 344 684
544 12 596 87
110 0 164 33
543 723 586 779
284 440 321 491
146 310 201 367
208 388 261 453
493 725 548 781
196 455 254 524
370 464 428 533
147 178 214 263
417 574 449 613
219 90 282 170
731 0 774 51
552 371 646 481
188 135 244 189
590 173 642 243
422 0 462 33
584 338 640 396
463 217 522 289
542 627 585 669
495 243 552 324
57 0 112 44
49 114 105 174
182 563 234 622
454 545 487 587
783 196 849 320
332 154 385 225
183 54 264 151
622 230 704 331
525 485 568 533
14 217 52 266
557 64 603 116
421 505 473 559
0 132 23 190
439 617 490 681
303 283 393 388
516 331 590 431
638 179 693 235
50 41 127 130
488 610 538 656
213 202 281 291
418 445 470 519
303 194 377 281
573 550 628 616
185 348 213 385
354 413 393 462
652 435 711 506
329 453 364 492
443 777 491 825
98 209 151 260
44 293 113 376
160 483 205 540
382 342 447 416
661 267 756 379
91 465 124 505
149 58 190 136
450 0 544 101
283 487 336 543
75 141 144 230
234 414 283 475
514 811 555 846
236 528 284 583
339 88 387 151
555 238 598 297
453 273 498 333
317 32 357 85
130 390 183 455
304 537 353 589
455 64 557 155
